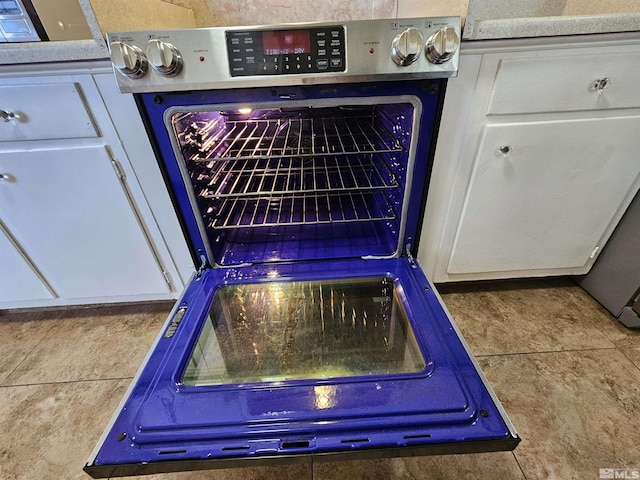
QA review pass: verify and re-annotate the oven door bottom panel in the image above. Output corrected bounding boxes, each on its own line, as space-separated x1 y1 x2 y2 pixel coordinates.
85 258 519 477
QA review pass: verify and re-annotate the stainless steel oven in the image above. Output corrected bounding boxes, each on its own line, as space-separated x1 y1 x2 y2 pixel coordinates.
85 17 519 478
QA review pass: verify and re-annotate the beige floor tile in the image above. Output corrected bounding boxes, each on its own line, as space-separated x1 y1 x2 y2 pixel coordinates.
621 347 640 369
437 278 616 355
313 452 524 480
3 303 172 385
0 379 129 480
0 315 55 384
564 285 640 349
478 349 640 480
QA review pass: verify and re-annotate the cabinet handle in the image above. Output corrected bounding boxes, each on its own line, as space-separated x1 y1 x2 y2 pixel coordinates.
0 173 8 181
0 110 16 122
498 145 512 155
593 77 611 93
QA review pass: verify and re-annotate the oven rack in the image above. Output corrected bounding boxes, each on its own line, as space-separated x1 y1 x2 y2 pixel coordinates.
209 191 396 229
198 154 398 198
187 115 404 161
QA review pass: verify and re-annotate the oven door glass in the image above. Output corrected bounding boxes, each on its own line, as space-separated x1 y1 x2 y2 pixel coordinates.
84 258 519 478
183 276 426 386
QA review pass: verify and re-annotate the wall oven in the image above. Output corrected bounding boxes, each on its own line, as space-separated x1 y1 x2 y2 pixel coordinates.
85 17 519 477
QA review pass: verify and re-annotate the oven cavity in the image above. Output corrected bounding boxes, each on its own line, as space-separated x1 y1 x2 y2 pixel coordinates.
169 102 415 266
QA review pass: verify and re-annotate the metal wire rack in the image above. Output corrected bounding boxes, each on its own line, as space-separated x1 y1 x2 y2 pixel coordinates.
209 191 396 229
199 154 398 198
178 110 406 230
188 115 404 160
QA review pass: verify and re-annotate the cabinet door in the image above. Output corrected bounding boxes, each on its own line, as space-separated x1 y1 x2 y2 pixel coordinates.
0 224 53 302
447 116 640 275
0 146 170 299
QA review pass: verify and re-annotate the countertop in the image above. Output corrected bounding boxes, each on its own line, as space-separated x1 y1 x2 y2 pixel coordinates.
0 0 109 65
463 0 640 40
1 0 639 66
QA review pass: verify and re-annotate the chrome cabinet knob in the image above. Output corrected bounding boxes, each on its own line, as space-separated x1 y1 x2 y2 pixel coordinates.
425 25 460 64
147 39 183 77
1 110 15 122
111 41 148 78
391 28 424 66
593 77 612 93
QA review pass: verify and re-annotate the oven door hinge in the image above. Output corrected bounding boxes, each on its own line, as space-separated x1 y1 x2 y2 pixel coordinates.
405 240 417 268
196 254 210 280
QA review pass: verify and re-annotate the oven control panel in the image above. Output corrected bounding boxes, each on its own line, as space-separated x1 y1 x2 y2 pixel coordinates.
106 17 460 93
226 27 346 77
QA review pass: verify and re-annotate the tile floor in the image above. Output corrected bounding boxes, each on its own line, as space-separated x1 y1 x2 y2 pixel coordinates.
1 277 639 480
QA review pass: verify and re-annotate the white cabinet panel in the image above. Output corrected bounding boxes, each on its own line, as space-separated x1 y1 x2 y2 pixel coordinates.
0 146 170 298
0 83 99 142
447 116 640 275
0 225 53 302
488 52 640 115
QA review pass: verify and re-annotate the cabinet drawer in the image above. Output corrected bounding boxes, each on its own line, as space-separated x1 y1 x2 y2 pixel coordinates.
0 83 99 142
488 52 640 115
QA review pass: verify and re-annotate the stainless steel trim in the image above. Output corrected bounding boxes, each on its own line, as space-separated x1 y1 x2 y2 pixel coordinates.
427 277 520 440
106 17 461 93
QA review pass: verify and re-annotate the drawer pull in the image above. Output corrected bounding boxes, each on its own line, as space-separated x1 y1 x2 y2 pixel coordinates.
593 77 611 93
0 110 16 122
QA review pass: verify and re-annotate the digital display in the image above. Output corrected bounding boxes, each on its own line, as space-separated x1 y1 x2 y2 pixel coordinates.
262 30 311 55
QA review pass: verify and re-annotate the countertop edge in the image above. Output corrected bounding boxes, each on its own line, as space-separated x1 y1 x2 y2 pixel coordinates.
464 12 640 41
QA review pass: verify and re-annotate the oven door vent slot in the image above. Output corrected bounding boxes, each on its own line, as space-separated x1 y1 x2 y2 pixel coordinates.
280 440 312 450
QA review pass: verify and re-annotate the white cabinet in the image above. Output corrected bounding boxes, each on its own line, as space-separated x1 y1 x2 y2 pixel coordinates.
0 224 53 303
0 63 189 308
0 147 169 299
418 35 640 282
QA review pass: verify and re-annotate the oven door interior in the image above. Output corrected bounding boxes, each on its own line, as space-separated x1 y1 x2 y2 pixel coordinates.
85 257 519 478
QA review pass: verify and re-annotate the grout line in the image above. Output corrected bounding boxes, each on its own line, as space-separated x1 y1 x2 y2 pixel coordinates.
0 376 134 389
475 346 618 358
512 450 528 480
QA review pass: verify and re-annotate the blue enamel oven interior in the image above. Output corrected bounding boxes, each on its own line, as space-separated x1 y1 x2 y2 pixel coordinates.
85 80 519 477
140 81 438 267
89 259 517 477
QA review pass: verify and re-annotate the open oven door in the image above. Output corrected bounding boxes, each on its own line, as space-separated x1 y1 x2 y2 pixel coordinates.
84 256 519 478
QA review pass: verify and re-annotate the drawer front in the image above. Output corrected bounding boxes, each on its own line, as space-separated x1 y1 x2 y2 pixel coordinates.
0 83 99 142
488 52 640 115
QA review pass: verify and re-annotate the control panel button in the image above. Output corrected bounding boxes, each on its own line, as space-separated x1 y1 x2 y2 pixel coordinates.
391 27 424 67
425 25 460 64
111 41 148 79
147 39 183 76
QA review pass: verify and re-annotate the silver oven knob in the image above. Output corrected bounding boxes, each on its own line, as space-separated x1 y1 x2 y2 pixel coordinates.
111 41 148 78
425 26 460 64
391 28 424 66
147 40 183 77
